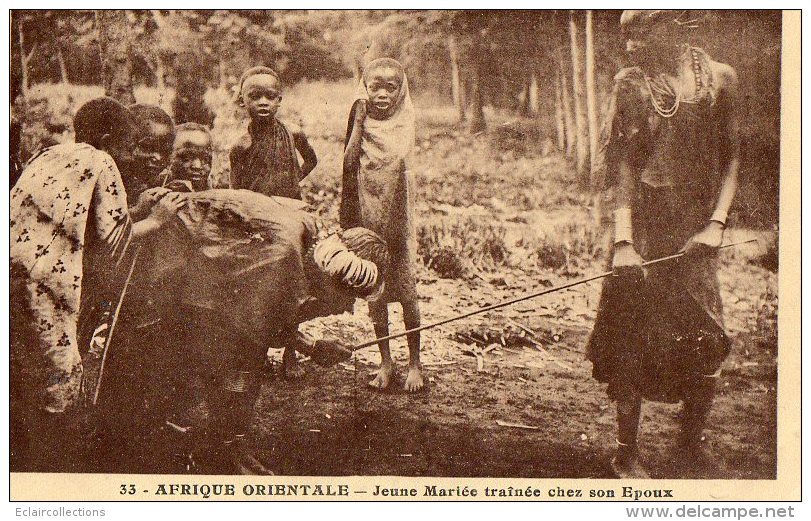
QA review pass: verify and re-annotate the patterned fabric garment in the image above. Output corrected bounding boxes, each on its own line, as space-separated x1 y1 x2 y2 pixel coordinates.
10 143 132 413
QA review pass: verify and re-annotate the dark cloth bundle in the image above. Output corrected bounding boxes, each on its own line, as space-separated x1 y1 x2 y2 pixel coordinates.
126 190 322 351
587 185 729 404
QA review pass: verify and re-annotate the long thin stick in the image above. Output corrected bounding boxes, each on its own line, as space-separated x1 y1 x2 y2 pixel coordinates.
92 248 140 406
352 239 757 350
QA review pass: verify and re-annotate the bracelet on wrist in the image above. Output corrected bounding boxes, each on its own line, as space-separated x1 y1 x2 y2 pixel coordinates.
709 208 728 227
614 207 633 244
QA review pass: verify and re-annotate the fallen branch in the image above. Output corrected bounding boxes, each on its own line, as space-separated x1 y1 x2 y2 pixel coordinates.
496 420 539 430
423 360 458 367
349 240 758 351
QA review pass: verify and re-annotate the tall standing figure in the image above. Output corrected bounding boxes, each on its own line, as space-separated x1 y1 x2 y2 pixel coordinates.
588 10 740 478
10 98 184 471
341 58 423 392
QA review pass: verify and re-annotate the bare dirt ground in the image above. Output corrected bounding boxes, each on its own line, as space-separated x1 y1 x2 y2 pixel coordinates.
250 247 777 479
66 81 777 479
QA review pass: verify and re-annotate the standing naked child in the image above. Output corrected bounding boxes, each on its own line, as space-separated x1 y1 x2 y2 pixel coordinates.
588 10 740 479
230 66 318 378
341 57 423 392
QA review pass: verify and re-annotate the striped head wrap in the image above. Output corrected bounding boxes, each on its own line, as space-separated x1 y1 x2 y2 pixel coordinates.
312 227 388 298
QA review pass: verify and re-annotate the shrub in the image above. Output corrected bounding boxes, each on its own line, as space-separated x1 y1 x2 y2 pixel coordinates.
532 220 606 273
417 215 509 278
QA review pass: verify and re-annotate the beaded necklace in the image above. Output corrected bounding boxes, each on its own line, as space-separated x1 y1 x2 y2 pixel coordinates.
644 46 714 118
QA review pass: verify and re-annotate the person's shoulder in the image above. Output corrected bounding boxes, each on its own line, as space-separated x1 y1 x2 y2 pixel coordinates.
291 125 310 143
276 117 303 137
611 67 646 104
54 142 117 172
710 60 739 90
614 66 645 83
230 131 252 155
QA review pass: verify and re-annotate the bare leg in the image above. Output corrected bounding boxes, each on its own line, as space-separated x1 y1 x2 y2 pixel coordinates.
401 299 424 392
282 345 304 379
280 325 305 379
677 376 726 477
368 301 394 390
611 391 650 478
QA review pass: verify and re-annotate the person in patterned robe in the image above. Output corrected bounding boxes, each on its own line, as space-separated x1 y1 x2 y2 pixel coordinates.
9 97 185 472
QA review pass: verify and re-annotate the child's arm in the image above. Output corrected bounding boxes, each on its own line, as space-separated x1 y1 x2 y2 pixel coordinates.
343 99 366 174
293 131 318 179
340 100 367 228
228 144 242 189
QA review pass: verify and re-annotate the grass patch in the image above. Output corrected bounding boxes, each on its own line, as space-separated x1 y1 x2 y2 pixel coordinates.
417 215 509 278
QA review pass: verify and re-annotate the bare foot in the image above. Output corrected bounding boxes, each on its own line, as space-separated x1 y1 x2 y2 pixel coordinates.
404 366 424 392
610 454 650 479
369 364 394 390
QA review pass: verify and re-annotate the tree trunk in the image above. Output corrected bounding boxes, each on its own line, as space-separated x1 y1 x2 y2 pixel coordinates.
448 34 466 122
150 10 167 89
554 68 566 152
585 10 599 191
569 10 589 182
519 78 530 116
468 62 486 133
96 10 135 105
17 17 30 99
560 60 575 158
49 16 70 85
352 59 362 83
57 44 70 84
468 40 486 134
528 70 539 115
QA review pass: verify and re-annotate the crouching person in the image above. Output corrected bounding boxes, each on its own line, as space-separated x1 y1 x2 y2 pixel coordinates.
108 190 387 474
193 224 388 474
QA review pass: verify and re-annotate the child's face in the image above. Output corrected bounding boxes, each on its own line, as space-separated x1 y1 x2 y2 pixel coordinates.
241 74 282 121
133 121 174 187
365 66 402 118
171 130 212 191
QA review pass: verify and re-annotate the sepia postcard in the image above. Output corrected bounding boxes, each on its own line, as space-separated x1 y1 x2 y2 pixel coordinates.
6 7 801 504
